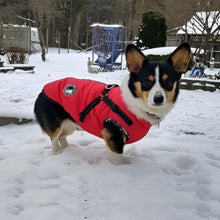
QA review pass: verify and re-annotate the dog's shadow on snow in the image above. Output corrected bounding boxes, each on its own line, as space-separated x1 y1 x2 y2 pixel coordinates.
63 142 155 166
54 141 142 165
69 143 107 165
42 137 151 166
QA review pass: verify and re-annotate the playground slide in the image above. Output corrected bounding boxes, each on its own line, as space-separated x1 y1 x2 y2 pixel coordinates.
95 49 121 65
106 49 121 63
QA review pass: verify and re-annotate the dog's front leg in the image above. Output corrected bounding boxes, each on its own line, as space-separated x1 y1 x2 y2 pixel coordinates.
101 120 125 154
101 119 127 164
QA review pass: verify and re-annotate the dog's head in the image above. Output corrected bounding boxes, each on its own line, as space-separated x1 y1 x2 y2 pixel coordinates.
125 43 191 119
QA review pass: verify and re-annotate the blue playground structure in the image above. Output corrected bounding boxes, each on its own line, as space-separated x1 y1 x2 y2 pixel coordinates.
91 23 125 71
190 65 206 78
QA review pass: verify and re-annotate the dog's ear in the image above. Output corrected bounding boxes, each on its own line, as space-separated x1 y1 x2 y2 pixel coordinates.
126 44 147 73
167 43 191 73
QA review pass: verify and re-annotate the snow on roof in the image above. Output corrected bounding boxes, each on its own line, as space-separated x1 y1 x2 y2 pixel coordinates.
3 24 28 28
91 23 124 28
177 11 219 35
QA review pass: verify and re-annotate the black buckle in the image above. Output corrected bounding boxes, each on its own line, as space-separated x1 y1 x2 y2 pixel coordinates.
105 84 118 90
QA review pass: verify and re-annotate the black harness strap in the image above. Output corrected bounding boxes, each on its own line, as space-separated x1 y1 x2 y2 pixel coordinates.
102 96 133 125
79 96 101 122
79 84 133 126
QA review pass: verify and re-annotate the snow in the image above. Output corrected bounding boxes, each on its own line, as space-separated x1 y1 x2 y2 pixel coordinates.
0 48 220 220
143 46 202 56
91 23 124 28
143 47 177 56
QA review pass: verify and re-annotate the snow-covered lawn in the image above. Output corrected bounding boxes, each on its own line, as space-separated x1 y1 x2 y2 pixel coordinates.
0 49 220 220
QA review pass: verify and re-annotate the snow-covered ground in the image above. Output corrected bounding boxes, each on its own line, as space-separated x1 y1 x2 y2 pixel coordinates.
0 48 220 220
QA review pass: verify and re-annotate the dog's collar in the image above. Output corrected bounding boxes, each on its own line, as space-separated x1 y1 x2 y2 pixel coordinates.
145 111 161 126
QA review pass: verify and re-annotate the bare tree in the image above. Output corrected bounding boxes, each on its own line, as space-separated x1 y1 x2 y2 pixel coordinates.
188 11 219 61
71 0 90 49
2 0 219 52
176 1 220 62
29 0 55 28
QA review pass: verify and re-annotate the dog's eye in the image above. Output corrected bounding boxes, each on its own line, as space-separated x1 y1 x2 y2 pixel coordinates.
162 79 174 91
141 79 154 90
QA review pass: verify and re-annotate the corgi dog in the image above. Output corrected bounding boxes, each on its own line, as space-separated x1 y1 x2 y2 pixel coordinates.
34 43 191 157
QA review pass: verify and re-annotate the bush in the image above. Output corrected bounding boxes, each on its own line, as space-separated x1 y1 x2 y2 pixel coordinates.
146 54 169 62
137 11 167 49
146 54 193 71
5 47 29 64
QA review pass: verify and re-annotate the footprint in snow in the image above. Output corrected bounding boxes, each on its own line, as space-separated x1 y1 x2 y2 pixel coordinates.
6 204 24 216
161 154 197 176
206 153 220 169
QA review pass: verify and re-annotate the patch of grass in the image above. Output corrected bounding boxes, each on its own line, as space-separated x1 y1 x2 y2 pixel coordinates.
146 54 169 62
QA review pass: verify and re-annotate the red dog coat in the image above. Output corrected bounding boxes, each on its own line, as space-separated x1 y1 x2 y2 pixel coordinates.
43 77 152 144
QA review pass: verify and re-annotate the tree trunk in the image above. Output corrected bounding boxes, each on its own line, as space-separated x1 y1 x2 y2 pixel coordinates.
72 11 82 49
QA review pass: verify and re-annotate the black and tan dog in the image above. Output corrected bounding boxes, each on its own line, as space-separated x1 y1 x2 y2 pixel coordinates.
34 43 191 157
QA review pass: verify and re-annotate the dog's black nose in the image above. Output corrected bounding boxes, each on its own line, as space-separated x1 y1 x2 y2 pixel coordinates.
154 92 164 105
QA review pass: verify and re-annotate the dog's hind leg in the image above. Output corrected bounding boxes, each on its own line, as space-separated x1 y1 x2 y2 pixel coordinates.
59 119 82 149
50 128 62 153
59 135 68 149
35 92 79 152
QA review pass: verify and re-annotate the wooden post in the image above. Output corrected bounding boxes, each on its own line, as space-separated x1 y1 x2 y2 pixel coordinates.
46 28 48 53
58 32 60 54
67 27 70 53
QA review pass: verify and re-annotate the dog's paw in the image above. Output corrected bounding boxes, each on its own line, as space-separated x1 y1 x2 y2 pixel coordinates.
107 149 125 165
51 143 63 154
51 148 63 154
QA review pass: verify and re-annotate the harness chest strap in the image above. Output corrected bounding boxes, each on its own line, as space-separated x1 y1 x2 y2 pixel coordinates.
79 84 133 126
